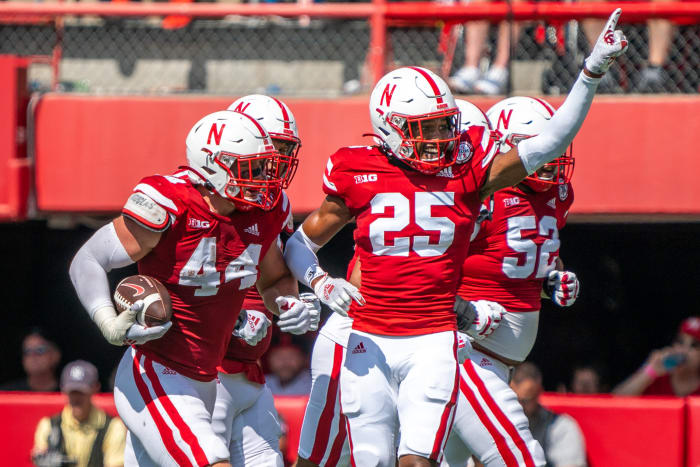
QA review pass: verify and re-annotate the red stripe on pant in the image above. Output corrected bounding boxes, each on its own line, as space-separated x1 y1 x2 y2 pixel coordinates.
463 361 536 467
140 350 211 467
430 331 460 461
309 342 344 464
326 413 348 466
131 350 192 466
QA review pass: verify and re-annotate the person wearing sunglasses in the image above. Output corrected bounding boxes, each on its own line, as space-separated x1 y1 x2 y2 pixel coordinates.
613 316 700 397
0 327 61 392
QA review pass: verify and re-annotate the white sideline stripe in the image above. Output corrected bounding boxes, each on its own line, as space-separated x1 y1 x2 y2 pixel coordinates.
134 183 179 212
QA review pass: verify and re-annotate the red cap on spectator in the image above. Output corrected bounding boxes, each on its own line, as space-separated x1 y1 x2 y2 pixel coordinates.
679 316 700 341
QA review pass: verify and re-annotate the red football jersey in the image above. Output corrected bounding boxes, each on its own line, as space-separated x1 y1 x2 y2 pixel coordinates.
323 126 497 335
127 169 290 381
219 209 294 383
458 182 574 312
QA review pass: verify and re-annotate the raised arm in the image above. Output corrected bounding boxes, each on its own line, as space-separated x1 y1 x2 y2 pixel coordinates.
480 9 628 199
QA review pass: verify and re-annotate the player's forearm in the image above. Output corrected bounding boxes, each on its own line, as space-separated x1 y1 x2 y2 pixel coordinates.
517 71 600 175
258 272 299 316
284 224 326 288
69 222 134 319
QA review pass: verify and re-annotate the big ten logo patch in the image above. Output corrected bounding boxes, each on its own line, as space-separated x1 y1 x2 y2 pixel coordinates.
354 174 378 184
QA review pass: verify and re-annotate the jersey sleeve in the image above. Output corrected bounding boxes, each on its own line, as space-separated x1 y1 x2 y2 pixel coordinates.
280 190 294 234
322 149 354 203
463 125 499 189
122 174 186 231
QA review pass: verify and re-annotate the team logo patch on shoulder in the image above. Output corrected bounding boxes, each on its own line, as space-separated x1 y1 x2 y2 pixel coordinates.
456 141 473 164
559 183 569 201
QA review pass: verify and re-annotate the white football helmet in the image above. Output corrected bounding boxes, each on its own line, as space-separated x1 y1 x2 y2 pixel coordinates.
486 96 574 192
228 94 300 187
369 66 460 174
185 110 286 211
456 99 491 132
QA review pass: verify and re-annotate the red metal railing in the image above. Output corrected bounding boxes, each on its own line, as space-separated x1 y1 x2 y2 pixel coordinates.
1 1 699 87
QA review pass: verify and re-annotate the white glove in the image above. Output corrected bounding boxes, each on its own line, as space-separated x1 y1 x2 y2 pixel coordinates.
276 296 312 335
313 273 365 317
584 9 629 75
546 270 580 307
457 332 472 364
234 309 271 346
95 301 171 346
466 300 504 340
299 292 322 332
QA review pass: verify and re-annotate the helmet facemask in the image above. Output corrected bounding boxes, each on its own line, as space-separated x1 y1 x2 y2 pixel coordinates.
213 149 286 211
269 134 301 189
387 108 461 174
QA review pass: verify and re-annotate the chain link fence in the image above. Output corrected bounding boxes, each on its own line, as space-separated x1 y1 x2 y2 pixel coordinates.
1 8 698 95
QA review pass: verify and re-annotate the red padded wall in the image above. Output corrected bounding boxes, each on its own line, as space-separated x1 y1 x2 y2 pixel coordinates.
33 94 700 216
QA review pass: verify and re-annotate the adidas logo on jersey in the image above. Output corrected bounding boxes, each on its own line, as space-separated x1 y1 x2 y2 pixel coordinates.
479 357 492 367
188 218 211 229
436 166 453 178
547 198 557 209
162 367 177 375
354 174 378 184
244 224 260 236
352 342 367 354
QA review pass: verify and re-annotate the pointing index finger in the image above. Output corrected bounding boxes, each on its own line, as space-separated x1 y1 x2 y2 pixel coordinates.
604 8 622 32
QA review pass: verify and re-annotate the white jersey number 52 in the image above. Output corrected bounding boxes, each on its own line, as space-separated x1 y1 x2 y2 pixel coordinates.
179 238 262 296
503 215 559 279
369 192 455 257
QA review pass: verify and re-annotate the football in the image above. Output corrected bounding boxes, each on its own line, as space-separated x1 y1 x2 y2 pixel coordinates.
114 275 172 327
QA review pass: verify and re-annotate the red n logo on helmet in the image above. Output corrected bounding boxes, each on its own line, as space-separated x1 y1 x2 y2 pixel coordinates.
207 123 225 145
380 84 397 107
232 102 251 113
498 109 513 130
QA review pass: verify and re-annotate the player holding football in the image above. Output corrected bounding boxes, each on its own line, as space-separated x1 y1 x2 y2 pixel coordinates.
69 110 314 466
211 94 321 466
441 97 579 467
284 10 627 467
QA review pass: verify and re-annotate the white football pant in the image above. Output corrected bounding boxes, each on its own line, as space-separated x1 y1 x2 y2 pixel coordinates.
114 347 230 466
212 372 284 466
441 349 545 467
298 332 350 466
341 330 459 466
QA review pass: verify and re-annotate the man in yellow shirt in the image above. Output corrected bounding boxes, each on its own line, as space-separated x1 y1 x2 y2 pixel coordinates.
32 360 126 467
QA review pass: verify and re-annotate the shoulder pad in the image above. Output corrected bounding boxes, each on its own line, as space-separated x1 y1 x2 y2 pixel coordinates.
123 192 171 232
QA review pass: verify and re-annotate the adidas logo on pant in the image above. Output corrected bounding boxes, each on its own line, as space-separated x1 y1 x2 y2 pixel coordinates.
352 342 366 354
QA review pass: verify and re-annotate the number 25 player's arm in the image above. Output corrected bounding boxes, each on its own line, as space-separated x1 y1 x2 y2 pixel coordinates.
479 9 628 200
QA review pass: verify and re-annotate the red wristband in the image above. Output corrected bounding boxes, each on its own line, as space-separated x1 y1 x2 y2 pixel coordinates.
643 365 658 379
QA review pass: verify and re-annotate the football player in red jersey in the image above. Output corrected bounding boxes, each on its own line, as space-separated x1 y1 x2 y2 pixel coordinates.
284 11 626 466
441 96 580 467
69 110 315 466
211 95 322 466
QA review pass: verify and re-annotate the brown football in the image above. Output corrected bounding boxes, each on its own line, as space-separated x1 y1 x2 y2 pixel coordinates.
114 275 172 327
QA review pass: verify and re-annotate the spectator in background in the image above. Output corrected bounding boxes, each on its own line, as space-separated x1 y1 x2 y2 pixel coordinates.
448 0 524 95
31 360 126 467
580 0 674 92
511 362 588 467
613 316 700 397
558 364 605 394
0 328 61 392
265 341 311 396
